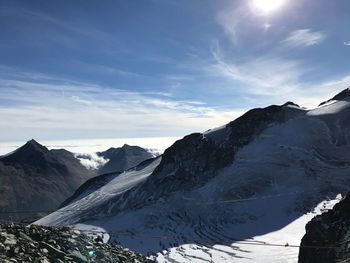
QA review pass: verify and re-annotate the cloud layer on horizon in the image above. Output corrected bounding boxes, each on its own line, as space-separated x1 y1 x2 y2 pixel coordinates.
1 0 350 142
0 69 244 141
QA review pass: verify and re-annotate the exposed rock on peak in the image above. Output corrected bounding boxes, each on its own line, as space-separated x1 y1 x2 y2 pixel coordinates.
0 141 95 221
319 87 350 106
97 145 154 174
1 139 49 165
22 139 47 151
282 101 300 108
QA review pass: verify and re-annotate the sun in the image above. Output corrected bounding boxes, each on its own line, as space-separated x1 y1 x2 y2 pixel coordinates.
252 0 286 14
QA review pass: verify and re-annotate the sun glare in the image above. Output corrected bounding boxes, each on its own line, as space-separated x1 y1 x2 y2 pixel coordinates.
252 0 286 14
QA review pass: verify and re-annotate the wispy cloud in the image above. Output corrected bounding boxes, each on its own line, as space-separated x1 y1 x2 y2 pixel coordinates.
70 96 92 105
344 42 350 46
216 4 248 45
0 68 244 141
210 43 304 96
209 43 349 108
282 29 327 48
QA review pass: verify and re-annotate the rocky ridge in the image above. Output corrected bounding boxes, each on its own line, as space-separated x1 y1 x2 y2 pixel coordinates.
298 193 350 263
0 140 96 221
97 144 154 175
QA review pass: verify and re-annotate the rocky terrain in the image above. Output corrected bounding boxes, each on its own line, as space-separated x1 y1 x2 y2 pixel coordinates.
0 140 96 221
0 223 154 263
298 193 350 263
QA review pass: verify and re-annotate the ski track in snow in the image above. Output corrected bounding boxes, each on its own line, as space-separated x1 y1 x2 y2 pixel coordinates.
156 196 342 263
36 158 162 225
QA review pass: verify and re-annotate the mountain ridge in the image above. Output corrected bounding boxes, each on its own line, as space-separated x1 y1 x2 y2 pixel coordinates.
97 144 155 175
37 88 350 262
0 140 96 221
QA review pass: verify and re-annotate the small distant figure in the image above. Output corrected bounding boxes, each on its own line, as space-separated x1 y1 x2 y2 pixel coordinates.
285 242 289 247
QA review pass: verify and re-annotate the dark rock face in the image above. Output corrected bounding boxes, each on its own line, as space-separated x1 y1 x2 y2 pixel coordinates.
298 193 350 263
98 103 304 215
97 144 154 174
0 223 154 262
0 140 95 221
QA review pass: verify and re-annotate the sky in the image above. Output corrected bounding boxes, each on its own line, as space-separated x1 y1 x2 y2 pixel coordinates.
0 0 350 142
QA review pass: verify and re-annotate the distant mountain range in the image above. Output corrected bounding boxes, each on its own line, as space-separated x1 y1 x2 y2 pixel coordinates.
97 144 155 174
0 140 153 221
37 88 350 262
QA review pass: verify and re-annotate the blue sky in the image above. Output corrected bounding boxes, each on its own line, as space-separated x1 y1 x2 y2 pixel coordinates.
0 0 350 142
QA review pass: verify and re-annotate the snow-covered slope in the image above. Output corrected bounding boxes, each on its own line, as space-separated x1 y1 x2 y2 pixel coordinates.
37 89 350 262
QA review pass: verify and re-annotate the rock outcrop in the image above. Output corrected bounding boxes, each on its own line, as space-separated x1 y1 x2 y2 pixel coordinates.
298 193 350 263
0 223 154 262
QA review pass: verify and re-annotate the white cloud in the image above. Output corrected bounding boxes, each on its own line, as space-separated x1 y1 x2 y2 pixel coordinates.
75 152 108 170
344 42 350 46
0 70 245 141
71 96 92 105
282 29 327 48
209 44 350 108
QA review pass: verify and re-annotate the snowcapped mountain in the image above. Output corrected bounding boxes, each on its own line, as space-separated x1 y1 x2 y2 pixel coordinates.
37 89 350 262
97 144 155 174
75 144 155 174
0 140 96 221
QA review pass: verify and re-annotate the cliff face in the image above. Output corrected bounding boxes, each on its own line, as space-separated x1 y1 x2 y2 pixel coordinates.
298 193 350 263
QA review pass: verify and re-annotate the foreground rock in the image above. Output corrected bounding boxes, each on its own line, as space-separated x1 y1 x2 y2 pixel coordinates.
0 223 154 263
298 193 350 263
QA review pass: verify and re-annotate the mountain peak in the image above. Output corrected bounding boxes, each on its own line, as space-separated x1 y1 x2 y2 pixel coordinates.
282 101 300 108
21 139 49 153
26 138 41 146
121 144 132 149
0 139 49 164
319 87 350 106
331 87 350 100
97 144 154 174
